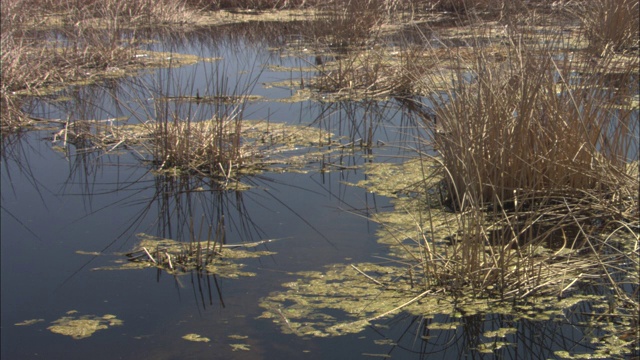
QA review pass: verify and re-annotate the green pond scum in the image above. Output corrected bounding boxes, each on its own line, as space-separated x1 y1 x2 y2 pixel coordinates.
258 158 639 356
182 333 210 342
46 311 123 340
78 119 350 180
14 319 45 326
230 343 251 351
89 233 276 278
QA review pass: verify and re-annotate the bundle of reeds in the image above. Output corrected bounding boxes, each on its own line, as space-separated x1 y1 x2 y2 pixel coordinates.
576 0 639 56
0 0 197 129
414 22 639 299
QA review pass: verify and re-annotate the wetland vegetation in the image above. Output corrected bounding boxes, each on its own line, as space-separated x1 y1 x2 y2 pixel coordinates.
2 0 638 359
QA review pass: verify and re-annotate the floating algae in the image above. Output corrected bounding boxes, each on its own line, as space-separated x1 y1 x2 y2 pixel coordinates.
15 319 44 326
107 120 349 176
259 156 638 357
47 312 123 339
92 233 277 278
258 261 611 337
182 333 210 342
230 343 251 351
483 327 517 338
160 94 263 104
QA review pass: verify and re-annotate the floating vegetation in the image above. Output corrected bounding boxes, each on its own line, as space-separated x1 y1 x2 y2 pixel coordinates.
259 259 639 356
7 50 209 98
52 118 350 180
230 343 251 351
260 155 639 356
182 333 210 342
47 311 123 340
93 233 277 278
259 262 423 337
362 353 391 358
161 94 263 104
483 327 517 338
131 51 210 70
259 261 610 334
14 319 44 326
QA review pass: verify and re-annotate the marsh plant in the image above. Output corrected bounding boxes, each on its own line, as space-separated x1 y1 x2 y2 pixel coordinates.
408 22 639 312
576 0 639 56
309 41 437 101
151 108 247 179
0 0 197 129
141 63 263 180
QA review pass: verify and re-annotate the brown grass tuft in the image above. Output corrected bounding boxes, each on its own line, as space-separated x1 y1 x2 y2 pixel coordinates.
576 0 639 56
411 24 639 300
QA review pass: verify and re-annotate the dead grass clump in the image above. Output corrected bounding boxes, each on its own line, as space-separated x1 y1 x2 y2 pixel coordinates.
427 0 494 13
413 29 639 300
311 45 433 98
208 0 320 10
308 0 387 48
426 45 638 214
576 0 639 56
150 116 253 179
0 0 200 130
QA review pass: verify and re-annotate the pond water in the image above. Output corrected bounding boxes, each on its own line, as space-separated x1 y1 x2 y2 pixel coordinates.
1 22 415 360
2 21 637 360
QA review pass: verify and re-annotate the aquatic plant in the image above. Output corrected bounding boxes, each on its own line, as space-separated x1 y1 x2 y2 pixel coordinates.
576 0 639 56
0 0 198 130
401 19 639 345
310 45 432 99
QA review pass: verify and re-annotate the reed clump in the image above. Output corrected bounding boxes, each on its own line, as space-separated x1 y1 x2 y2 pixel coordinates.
0 0 197 130
151 115 252 179
207 0 320 10
411 22 639 302
310 45 434 99
427 0 495 13
576 0 639 56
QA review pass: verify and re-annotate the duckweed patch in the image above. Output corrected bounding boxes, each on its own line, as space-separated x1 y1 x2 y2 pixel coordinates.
259 258 640 356
483 327 517 338
15 319 44 326
92 233 276 278
47 312 123 340
67 119 352 178
258 261 613 334
161 94 263 104
230 343 251 351
260 156 638 356
182 333 210 342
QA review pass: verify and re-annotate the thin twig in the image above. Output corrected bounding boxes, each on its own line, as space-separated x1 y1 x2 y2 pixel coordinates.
350 264 383 286
142 247 156 264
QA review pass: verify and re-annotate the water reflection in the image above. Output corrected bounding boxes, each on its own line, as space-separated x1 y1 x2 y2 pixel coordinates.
368 285 639 359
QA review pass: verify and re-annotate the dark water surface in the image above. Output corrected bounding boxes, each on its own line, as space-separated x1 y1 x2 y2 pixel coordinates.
0 23 420 360
0 130 393 360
